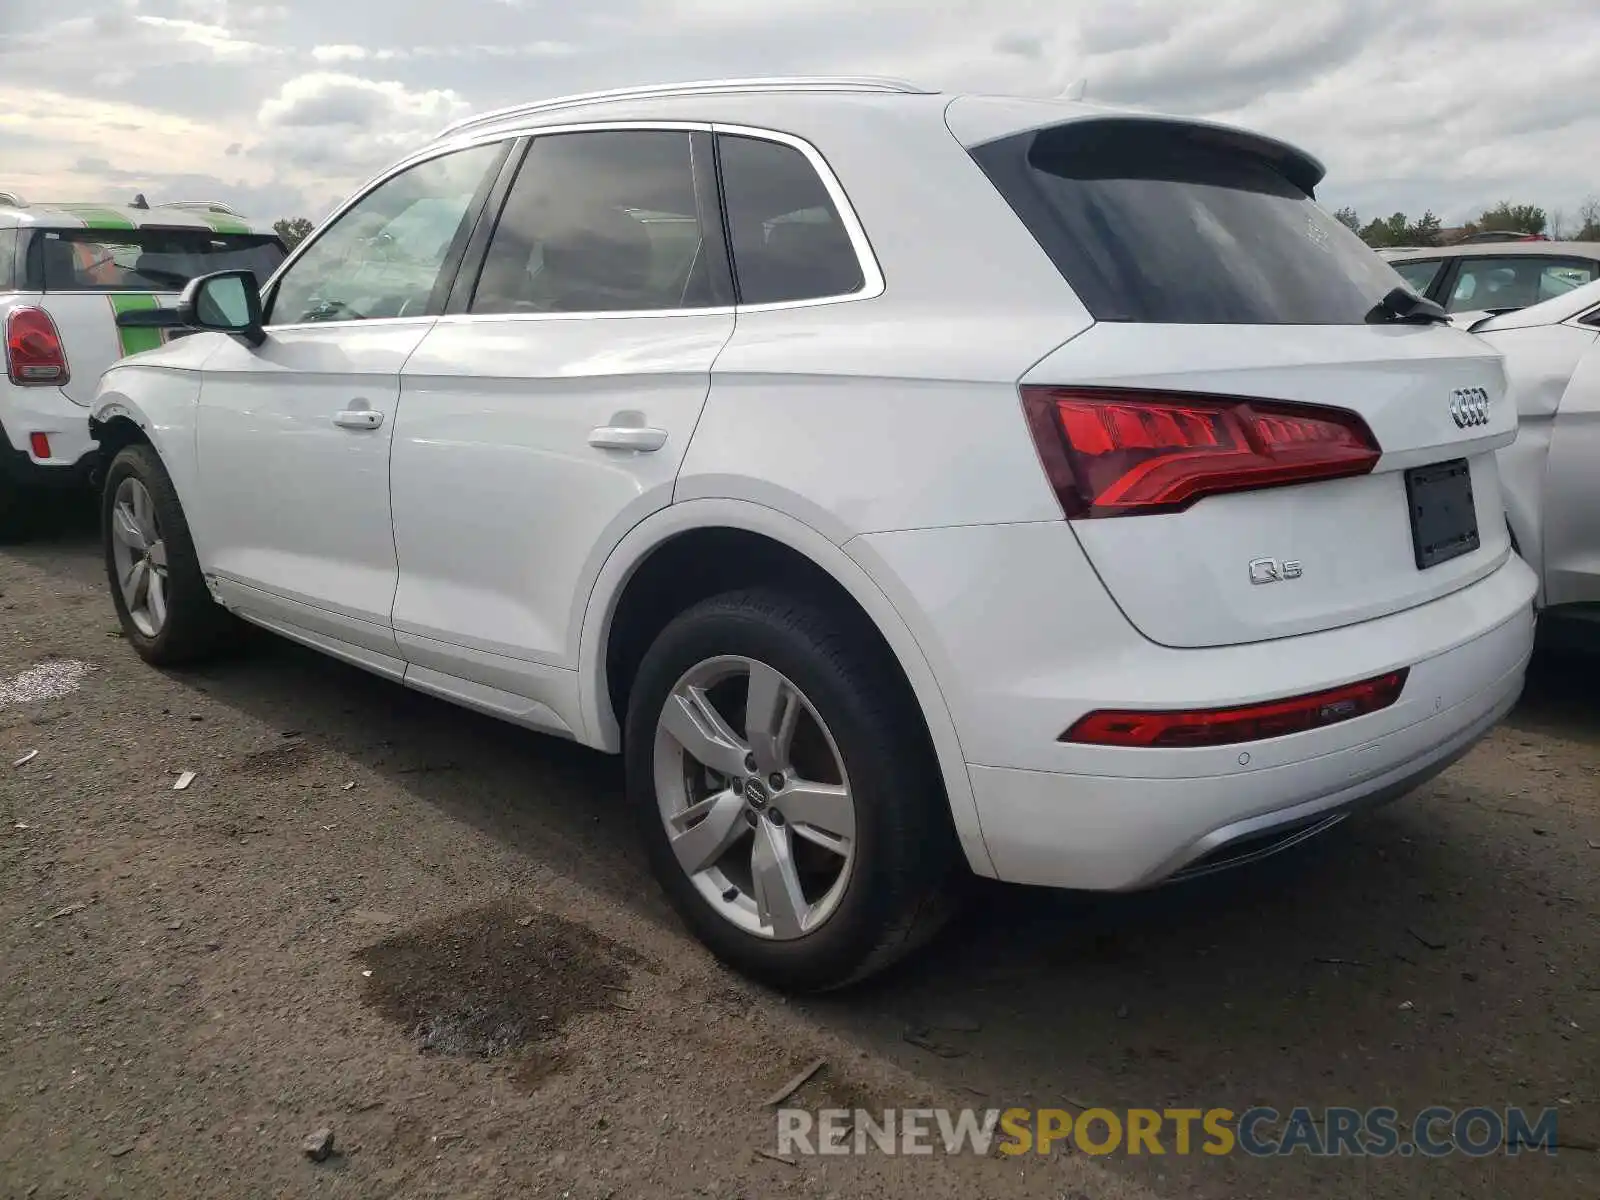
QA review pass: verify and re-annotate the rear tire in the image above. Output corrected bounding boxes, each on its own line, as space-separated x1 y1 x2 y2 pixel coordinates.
625 587 958 992
0 478 36 542
102 444 236 665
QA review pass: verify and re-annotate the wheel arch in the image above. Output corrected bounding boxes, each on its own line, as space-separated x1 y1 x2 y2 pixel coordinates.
577 499 994 877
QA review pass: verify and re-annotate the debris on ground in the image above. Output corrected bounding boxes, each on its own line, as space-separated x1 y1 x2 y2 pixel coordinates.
13 749 38 767
1399 1000 1416 1011
349 911 397 926
173 771 196 791
50 902 88 920
902 1027 966 1058
763 1058 826 1107
109 1143 135 1159
1408 927 1448 951
755 1148 799 1167
301 1128 334 1162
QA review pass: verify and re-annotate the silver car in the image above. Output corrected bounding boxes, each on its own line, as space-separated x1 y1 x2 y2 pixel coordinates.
1475 278 1600 640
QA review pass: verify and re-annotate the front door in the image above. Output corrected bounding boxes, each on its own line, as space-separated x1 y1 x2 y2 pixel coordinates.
195 140 509 668
390 128 735 725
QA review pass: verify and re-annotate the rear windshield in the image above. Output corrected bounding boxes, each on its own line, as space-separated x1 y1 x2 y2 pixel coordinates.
29 227 286 293
970 122 1402 325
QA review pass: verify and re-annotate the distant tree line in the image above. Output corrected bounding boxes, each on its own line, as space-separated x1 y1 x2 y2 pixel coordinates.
272 217 315 248
1333 199 1600 248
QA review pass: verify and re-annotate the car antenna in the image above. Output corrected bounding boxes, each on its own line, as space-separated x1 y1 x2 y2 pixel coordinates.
1059 78 1088 101
131 193 150 210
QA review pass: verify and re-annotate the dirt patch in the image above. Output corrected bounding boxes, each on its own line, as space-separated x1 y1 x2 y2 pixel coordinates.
357 904 646 1080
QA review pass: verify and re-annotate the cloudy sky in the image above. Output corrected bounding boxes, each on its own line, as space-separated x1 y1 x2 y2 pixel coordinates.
3 0 1598 231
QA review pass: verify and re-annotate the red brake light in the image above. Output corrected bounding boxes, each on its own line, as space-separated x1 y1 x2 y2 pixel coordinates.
5 307 70 386
29 432 51 459
1063 670 1408 748
1021 386 1380 518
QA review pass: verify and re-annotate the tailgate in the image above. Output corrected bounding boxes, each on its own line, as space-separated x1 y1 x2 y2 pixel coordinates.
1023 322 1516 648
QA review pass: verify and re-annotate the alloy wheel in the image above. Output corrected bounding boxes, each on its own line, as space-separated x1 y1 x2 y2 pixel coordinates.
652 655 857 939
110 477 170 638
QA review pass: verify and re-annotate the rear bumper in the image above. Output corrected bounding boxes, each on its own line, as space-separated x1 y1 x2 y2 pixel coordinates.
849 522 1537 891
968 619 1525 889
0 385 97 488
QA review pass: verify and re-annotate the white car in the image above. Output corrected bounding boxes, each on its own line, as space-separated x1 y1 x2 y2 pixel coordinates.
0 193 286 537
88 77 1536 990
1385 242 1600 328
1473 279 1600 639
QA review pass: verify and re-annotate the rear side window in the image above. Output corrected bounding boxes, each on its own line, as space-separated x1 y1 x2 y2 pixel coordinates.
1392 259 1443 295
471 130 717 315
717 134 864 305
1445 257 1600 313
0 229 15 290
970 122 1401 325
28 228 286 293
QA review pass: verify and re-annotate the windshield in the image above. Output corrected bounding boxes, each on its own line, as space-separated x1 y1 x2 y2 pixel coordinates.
970 122 1404 324
32 227 286 292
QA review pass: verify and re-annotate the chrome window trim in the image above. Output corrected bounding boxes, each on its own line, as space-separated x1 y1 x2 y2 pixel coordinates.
276 121 884 329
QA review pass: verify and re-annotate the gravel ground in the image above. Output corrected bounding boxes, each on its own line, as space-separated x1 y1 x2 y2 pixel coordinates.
2 508 1596 1199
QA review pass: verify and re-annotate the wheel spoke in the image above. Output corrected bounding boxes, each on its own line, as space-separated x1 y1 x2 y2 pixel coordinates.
779 780 854 857
661 685 749 779
111 504 147 552
130 483 158 544
146 569 169 631
744 661 800 775
668 788 748 875
122 559 149 609
751 819 808 937
147 540 168 569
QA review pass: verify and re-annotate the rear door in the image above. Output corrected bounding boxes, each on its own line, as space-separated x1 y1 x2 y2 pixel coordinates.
23 221 286 403
969 116 1516 648
390 127 735 712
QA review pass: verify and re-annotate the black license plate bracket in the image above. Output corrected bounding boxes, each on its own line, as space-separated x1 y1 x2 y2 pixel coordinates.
1405 458 1479 570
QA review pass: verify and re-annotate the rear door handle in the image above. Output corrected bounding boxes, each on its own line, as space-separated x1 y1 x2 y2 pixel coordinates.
588 423 667 452
334 408 384 430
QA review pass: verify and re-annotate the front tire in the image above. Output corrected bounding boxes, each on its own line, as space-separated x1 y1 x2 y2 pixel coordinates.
102 444 236 665
625 587 957 992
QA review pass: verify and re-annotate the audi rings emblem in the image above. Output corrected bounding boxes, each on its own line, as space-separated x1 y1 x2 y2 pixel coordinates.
1449 387 1491 428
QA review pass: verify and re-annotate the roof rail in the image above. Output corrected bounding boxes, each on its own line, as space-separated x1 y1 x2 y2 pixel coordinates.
157 200 246 217
0 190 26 208
436 76 932 139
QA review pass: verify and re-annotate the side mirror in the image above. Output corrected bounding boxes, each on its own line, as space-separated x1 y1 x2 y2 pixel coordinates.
178 270 265 347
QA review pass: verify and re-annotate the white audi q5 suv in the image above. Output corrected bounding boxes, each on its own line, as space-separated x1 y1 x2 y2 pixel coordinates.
90 77 1536 990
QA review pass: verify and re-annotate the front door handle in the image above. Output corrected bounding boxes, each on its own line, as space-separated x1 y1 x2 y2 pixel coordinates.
588 422 667 452
334 407 384 431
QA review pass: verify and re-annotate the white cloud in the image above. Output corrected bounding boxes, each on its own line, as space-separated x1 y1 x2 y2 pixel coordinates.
311 44 368 63
3 0 1598 229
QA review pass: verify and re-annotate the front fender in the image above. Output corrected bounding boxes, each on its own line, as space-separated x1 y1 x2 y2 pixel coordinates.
91 363 206 554
575 497 996 877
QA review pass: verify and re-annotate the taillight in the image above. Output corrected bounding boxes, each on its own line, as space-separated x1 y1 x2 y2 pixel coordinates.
29 432 51 459
1063 670 1408 748
1021 386 1380 518
5 307 70 386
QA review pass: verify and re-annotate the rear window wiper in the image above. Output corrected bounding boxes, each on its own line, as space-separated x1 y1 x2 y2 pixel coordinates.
1366 286 1451 325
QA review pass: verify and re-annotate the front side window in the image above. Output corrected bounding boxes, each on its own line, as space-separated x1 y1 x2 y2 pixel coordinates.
717 134 865 305
471 130 715 314
1446 256 1600 313
28 228 285 293
1392 259 1443 295
269 141 506 325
